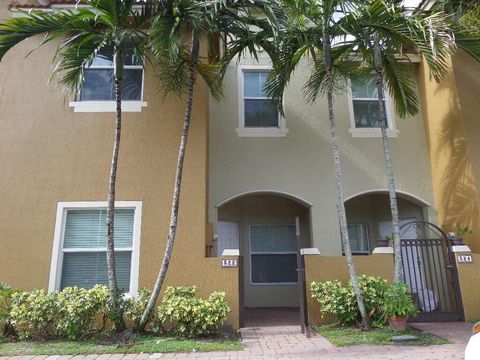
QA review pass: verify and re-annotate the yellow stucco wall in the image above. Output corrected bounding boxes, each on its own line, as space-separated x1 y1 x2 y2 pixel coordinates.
454 252 480 322
0 4 240 328
418 54 480 252
304 254 394 325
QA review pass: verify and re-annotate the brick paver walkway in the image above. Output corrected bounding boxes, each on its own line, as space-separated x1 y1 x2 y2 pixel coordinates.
0 311 472 359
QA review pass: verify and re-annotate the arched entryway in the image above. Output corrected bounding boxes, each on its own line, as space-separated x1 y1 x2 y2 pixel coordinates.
215 192 312 326
344 190 431 254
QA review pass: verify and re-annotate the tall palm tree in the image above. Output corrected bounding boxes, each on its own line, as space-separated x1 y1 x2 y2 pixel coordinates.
264 0 370 329
341 0 457 282
137 0 282 330
0 0 153 330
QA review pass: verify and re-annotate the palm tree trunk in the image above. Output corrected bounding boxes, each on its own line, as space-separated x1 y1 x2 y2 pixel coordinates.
105 48 126 331
323 36 369 330
373 39 402 283
138 31 200 331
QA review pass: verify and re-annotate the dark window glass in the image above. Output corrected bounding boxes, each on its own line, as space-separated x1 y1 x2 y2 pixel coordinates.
80 68 142 101
251 254 298 283
244 99 278 127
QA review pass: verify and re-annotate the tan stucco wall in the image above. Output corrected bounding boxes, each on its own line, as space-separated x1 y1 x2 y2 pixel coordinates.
209 56 437 256
346 194 425 250
418 54 480 252
218 194 310 307
455 252 480 322
0 5 240 328
304 254 394 325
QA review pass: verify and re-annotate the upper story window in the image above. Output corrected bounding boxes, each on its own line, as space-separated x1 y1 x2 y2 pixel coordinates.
237 65 288 137
80 47 143 101
69 46 147 112
348 74 397 137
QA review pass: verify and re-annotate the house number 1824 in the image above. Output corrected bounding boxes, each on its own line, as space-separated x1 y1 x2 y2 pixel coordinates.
457 255 473 263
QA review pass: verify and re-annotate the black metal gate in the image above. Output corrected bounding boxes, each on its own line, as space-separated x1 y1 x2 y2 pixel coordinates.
399 221 464 322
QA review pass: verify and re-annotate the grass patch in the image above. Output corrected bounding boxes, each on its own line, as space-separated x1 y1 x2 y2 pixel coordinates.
316 325 450 347
0 334 242 356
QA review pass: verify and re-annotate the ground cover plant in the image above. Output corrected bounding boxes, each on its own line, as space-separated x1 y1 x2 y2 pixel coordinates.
316 324 449 347
0 284 234 355
0 334 241 356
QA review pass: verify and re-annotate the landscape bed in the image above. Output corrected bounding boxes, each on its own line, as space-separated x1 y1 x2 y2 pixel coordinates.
0 334 242 356
316 325 449 347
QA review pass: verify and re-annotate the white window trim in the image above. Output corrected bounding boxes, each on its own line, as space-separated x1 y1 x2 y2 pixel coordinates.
249 224 298 286
346 223 371 255
69 101 148 113
48 201 142 296
237 65 288 137
347 78 399 138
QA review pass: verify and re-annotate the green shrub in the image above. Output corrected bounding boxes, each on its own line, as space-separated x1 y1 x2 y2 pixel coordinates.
0 283 17 338
154 285 230 338
56 285 109 339
124 288 152 329
382 283 418 318
10 289 59 339
311 275 389 328
10 286 109 340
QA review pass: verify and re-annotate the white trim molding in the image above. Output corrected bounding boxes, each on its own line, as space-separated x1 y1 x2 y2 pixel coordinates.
372 247 394 254
69 101 148 113
451 245 472 253
237 64 288 137
300 248 321 255
222 249 240 256
346 77 398 138
48 201 142 296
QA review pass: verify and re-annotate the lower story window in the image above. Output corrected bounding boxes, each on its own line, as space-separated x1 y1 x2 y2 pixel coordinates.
347 224 370 254
49 202 141 295
250 224 297 284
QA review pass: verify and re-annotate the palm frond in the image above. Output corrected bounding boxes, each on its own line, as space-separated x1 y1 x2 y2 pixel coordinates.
382 54 419 117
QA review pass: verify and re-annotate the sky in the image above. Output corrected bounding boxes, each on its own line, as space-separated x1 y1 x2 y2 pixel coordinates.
403 0 423 8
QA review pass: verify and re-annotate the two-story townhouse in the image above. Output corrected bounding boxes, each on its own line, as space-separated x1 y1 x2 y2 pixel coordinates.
209 51 437 309
1 0 479 329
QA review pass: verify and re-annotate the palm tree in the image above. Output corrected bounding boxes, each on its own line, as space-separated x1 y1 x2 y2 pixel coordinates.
341 0 458 282
137 0 282 330
264 0 370 329
0 0 152 330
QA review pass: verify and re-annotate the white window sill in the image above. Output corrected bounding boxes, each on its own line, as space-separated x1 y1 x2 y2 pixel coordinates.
236 127 289 137
349 128 399 138
69 101 147 113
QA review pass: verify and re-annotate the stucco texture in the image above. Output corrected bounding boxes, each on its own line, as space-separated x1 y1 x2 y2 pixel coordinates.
455 253 480 322
418 53 480 252
0 8 240 328
209 55 437 256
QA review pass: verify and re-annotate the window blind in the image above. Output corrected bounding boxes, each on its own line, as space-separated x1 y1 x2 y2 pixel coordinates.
61 252 131 290
60 208 134 291
250 225 296 253
64 209 134 248
250 225 298 284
